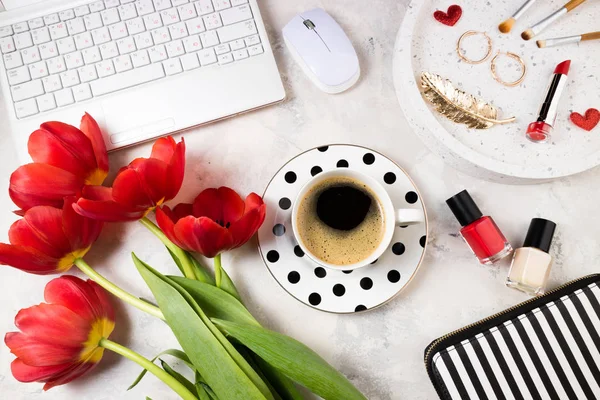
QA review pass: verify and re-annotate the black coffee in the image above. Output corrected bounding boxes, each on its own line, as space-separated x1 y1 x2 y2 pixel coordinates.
316 185 372 230
296 177 385 266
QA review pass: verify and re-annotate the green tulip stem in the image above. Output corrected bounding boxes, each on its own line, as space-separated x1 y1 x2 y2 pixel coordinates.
213 254 243 302
99 338 198 400
74 258 164 320
214 254 223 288
140 216 196 280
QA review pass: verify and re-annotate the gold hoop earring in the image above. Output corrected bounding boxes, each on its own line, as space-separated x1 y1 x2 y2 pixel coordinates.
490 51 527 87
456 30 493 64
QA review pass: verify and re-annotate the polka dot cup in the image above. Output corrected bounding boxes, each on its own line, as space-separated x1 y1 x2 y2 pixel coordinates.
291 169 425 271
258 145 428 313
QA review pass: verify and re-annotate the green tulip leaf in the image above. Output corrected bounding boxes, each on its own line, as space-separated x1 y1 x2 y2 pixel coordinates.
162 276 273 399
212 319 367 400
170 276 303 400
160 359 197 395
128 349 194 390
166 246 186 276
188 253 216 284
236 345 283 400
253 353 304 400
133 254 267 400
198 382 219 400
195 384 211 400
194 370 212 400
168 276 258 326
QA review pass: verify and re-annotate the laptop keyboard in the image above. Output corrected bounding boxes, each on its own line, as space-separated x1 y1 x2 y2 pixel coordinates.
0 0 264 119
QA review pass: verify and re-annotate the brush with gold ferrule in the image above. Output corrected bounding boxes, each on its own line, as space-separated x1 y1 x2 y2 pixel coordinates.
537 31 600 48
522 0 587 40
499 0 537 34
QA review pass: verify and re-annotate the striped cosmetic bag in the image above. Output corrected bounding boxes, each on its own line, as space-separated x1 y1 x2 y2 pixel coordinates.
425 274 600 400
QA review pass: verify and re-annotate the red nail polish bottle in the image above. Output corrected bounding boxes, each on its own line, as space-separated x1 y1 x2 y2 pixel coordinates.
446 190 513 265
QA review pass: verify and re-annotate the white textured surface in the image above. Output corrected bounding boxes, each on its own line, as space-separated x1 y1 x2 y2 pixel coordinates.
0 1 599 399
396 0 600 182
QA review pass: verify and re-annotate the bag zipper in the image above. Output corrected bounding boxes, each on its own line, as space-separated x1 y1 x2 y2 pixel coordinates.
424 273 600 399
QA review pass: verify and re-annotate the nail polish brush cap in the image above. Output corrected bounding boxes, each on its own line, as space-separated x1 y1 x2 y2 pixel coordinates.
446 190 483 227
523 218 556 253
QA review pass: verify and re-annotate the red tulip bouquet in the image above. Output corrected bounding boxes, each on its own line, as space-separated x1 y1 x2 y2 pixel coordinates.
1 114 366 400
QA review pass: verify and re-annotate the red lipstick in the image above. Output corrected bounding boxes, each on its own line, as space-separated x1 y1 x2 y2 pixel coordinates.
527 60 571 143
554 60 571 75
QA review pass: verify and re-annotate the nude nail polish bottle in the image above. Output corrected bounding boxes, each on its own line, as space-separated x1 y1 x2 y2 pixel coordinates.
506 218 557 296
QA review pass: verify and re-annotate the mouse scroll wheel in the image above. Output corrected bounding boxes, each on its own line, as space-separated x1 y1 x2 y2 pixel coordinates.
303 19 316 30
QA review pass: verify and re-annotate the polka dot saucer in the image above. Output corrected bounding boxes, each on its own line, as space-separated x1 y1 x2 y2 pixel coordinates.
257 145 428 313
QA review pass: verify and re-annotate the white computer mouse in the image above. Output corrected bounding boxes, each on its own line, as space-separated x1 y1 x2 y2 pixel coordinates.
283 8 360 94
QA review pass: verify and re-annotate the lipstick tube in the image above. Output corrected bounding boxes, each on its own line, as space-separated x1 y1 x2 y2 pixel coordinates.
526 60 571 143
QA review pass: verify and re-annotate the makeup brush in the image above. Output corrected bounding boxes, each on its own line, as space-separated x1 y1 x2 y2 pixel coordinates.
521 0 587 40
498 0 537 34
537 31 600 48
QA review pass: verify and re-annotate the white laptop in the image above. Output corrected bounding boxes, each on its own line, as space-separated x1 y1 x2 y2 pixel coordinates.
0 0 285 160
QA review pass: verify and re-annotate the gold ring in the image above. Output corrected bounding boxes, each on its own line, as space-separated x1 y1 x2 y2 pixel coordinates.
456 30 493 64
490 51 527 87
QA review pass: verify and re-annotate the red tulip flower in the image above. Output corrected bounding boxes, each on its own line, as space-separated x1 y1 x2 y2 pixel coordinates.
5 276 115 390
156 187 266 258
74 137 185 222
9 113 108 212
0 197 103 275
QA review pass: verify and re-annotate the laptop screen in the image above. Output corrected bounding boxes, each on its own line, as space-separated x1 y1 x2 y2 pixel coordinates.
2 0 47 11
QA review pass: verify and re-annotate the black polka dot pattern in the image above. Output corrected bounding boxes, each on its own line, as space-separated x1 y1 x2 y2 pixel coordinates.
387 270 401 283
309 293 321 305
294 245 304 257
288 271 300 284
266 250 279 263
260 145 428 314
384 172 397 184
279 198 291 210
405 191 419 204
363 153 375 165
284 171 297 183
333 284 346 297
272 224 285 236
392 242 406 255
360 277 373 290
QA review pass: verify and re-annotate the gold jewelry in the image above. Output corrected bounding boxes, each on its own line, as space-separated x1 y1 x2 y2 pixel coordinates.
456 30 493 64
490 51 527 87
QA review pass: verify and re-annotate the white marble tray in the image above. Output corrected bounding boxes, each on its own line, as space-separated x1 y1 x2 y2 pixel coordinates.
394 0 600 183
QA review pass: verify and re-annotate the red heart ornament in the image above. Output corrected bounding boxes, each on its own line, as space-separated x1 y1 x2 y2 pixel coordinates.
434 5 463 26
570 108 600 131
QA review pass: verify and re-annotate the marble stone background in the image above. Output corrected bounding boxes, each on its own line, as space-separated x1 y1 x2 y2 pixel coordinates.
1 1 599 399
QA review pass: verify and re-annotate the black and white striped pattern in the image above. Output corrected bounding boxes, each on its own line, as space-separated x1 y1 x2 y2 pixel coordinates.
432 283 600 400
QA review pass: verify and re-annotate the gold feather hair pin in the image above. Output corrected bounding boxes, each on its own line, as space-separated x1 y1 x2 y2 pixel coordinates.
420 72 516 129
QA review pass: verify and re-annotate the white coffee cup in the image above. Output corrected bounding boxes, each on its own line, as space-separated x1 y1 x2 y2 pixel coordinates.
291 169 424 270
